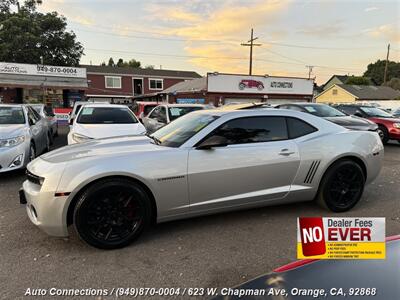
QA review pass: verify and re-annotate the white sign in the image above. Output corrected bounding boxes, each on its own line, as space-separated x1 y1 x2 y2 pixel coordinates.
207 73 314 95
0 62 86 78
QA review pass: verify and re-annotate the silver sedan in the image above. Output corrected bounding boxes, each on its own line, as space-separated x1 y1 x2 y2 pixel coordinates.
21 109 383 249
0 104 49 173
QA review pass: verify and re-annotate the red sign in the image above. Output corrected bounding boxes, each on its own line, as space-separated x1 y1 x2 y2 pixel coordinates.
299 217 326 256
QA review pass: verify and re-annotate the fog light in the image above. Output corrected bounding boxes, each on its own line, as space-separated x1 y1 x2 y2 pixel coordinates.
9 154 23 168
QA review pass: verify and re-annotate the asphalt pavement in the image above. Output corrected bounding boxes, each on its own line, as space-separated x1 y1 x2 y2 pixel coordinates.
0 126 399 299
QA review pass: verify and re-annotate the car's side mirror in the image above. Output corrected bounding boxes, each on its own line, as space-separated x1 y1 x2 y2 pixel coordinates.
354 112 363 117
69 118 74 125
196 135 228 150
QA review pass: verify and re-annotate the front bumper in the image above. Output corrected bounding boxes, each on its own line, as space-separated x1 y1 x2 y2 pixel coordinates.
0 142 29 173
22 180 69 237
20 158 69 237
388 127 400 140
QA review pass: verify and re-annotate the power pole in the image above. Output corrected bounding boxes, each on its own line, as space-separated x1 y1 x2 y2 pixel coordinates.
306 65 314 79
241 28 261 75
383 43 390 84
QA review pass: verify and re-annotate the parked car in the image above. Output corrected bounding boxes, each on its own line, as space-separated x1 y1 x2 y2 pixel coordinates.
130 101 158 121
21 109 383 249
67 104 146 145
334 104 400 144
30 104 58 141
213 235 400 300
239 79 264 90
0 104 49 172
142 103 208 133
276 103 378 133
69 100 106 125
393 108 400 118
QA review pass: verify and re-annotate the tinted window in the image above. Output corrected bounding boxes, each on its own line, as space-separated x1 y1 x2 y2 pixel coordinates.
360 107 393 118
211 117 288 145
144 105 156 116
168 106 204 121
77 107 138 124
287 117 317 139
151 113 219 147
336 106 358 115
0 107 25 124
302 104 346 117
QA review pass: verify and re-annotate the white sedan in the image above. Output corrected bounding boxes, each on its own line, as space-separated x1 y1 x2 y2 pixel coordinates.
67 104 146 144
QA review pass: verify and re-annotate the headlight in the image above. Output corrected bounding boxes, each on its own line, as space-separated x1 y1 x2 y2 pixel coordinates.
72 133 93 143
0 136 25 148
393 123 400 129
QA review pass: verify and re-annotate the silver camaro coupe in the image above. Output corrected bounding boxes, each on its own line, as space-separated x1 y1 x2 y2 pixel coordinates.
20 109 383 249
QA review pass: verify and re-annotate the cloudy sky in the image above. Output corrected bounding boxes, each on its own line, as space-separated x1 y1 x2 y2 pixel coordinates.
38 0 400 84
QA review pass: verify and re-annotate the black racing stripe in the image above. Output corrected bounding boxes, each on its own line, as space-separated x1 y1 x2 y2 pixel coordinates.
304 161 316 183
309 161 321 183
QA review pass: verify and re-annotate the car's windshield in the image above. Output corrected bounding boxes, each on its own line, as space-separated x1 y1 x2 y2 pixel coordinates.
168 106 204 121
151 113 219 147
302 104 346 117
77 107 138 124
144 105 157 116
360 107 393 118
0 107 25 125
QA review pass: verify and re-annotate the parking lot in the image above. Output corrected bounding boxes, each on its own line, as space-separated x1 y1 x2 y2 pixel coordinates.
0 126 399 299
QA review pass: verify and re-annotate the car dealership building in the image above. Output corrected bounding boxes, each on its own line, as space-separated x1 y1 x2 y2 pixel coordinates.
0 62 88 107
161 73 315 106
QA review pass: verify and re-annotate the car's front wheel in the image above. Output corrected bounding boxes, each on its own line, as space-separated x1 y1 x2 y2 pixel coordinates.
316 160 365 212
73 178 152 249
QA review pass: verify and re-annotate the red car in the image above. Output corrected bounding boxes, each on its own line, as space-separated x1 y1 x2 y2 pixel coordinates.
130 101 158 121
335 104 400 144
238 79 264 90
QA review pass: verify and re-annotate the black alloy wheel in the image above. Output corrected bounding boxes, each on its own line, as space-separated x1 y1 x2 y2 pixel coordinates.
74 178 152 249
316 160 365 212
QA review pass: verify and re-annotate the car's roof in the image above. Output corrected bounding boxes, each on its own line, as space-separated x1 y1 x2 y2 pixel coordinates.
79 103 130 109
218 102 265 110
161 103 207 107
136 101 159 105
280 102 325 106
0 104 24 108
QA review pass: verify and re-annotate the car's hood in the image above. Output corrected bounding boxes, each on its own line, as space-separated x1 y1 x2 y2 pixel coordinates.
41 136 164 163
325 115 377 130
0 124 26 138
73 123 146 139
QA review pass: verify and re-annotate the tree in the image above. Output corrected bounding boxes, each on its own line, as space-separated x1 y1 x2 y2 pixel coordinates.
363 60 400 85
126 59 141 68
0 1 84 66
145 65 155 69
345 76 372 85
383 78 400 91
116 58 124 67
107 57 115 67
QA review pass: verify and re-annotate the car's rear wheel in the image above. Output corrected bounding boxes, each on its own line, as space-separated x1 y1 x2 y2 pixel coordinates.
377 125 389 144
73 178 152 249
316 160 365 212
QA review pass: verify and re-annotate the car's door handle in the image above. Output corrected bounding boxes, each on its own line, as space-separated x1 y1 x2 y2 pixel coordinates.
279 149 295 156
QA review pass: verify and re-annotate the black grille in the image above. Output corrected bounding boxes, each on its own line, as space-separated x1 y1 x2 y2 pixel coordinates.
26 170 42 185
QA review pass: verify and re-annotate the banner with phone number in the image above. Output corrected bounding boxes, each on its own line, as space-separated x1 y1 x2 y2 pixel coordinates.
297 217 385 259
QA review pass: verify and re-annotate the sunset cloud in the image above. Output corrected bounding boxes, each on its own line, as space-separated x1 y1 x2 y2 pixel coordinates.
148 0 290 73
364 24 400 42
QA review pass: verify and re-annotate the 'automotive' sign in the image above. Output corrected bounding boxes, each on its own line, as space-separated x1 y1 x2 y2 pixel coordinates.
0 62 86 78
207 73 313 95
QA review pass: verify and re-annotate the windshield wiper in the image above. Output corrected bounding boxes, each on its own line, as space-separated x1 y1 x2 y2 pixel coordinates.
146 133 161 145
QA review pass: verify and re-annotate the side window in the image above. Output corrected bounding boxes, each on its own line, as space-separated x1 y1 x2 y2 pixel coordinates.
286 117 317 139
30 107 42 121
149 106 160 119
26 108 39 125
211 117 288 145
